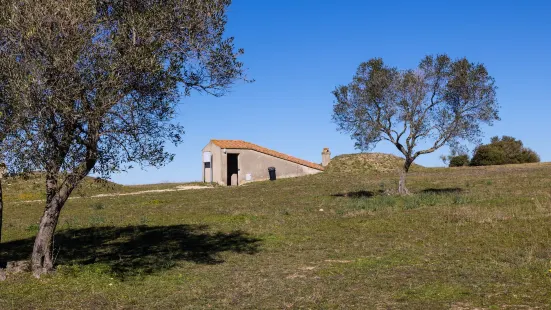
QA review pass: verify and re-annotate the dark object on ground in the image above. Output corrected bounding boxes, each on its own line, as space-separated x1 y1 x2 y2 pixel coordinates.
268 167 276 181
421 188 463 194
332 190 375 198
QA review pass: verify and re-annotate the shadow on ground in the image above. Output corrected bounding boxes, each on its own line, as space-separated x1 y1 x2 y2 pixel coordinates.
333 188 464 198
331 190 378 198
1 224 261 277
420 188 463 194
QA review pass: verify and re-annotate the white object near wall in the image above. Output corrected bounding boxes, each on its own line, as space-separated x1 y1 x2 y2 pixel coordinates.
245 173 252 181
203 152 212 162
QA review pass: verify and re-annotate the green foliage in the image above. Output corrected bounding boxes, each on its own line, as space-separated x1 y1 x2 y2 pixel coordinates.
471 136 540 166
449 155 470 167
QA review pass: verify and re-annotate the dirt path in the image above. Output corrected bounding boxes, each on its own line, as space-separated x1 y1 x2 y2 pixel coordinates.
16 185 213 204
92 185 213 197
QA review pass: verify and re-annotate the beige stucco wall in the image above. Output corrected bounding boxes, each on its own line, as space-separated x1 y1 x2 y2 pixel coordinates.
202 145 322 186
201 142 222 184
234 149 322 184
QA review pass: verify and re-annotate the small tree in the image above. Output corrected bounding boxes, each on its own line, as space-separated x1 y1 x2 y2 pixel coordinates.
333 55 499 194
449 155 470 167
470 136 540 166
0 0 246 276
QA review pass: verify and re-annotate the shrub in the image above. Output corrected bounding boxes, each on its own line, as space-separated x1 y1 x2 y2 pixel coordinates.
470 136 540 166
449 155 470 167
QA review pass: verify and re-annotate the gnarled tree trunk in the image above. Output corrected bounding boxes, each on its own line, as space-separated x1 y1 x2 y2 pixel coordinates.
31 172 76 277
398 158 413 195
31 200 63 276
31 154 97 277
31 174 63 276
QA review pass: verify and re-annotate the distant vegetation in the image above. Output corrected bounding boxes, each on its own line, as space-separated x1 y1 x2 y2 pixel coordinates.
448 155 470 167
444 136 540 167
470 136 540 166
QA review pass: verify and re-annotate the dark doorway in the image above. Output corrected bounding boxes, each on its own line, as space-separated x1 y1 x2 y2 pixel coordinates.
227 154 239 186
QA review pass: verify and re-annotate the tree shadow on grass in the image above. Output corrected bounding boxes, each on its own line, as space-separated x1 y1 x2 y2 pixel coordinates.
420 188 463 194
331 190 377 198
333 188 464 198
0 224 261 278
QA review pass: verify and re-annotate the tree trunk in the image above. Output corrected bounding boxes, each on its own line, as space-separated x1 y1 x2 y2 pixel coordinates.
31 173 67 277
31 199 62 277
398 158 413 195
30 165 93 277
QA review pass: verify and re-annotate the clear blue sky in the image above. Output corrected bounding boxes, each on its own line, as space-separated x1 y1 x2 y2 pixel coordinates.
110 0 551 185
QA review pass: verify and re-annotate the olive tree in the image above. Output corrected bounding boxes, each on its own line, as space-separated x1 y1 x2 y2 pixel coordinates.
332 55 499 194
0 0 246 276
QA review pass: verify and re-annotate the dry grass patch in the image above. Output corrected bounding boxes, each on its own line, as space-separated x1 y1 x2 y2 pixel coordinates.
326 152 424 174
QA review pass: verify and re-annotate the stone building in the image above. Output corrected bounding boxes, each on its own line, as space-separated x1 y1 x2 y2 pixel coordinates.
202 140 329 186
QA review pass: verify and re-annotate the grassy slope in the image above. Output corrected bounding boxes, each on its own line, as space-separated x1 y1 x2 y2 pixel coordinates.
1 162 551 309
1 173 209 203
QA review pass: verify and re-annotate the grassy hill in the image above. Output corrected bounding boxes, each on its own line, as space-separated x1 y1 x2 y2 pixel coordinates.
325 152 424 174
1 173 207 202
1 162 551 309
2 173 123 202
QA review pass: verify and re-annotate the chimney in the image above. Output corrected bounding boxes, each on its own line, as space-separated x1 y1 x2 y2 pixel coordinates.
322 148 331 167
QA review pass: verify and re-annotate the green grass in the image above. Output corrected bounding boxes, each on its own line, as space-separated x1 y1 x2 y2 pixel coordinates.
1 162 551 309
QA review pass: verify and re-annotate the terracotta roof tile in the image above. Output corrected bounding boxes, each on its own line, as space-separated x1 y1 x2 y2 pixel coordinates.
211 140 324 171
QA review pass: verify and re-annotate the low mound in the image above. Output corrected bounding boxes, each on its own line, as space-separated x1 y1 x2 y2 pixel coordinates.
326 153 423 174
2 173 122 202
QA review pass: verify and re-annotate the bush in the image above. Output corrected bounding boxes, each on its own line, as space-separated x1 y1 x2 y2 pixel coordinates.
449 155 470 167
470 136 540 166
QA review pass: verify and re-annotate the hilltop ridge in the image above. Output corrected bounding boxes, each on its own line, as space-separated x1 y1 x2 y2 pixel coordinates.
326 153 424 174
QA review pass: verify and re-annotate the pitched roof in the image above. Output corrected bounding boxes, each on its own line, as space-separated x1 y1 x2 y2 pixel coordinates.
211 140 324 171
